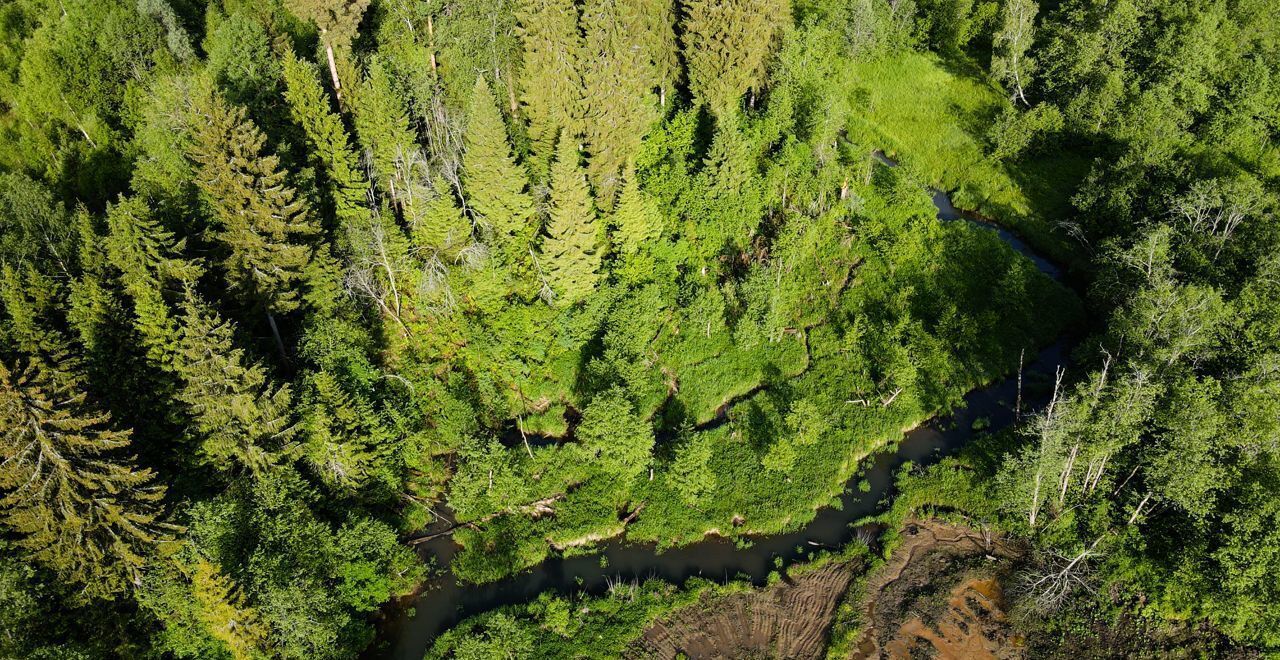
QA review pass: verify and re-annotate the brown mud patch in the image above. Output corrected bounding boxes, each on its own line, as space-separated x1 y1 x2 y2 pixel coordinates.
628 560 861 659
852 518 1025 659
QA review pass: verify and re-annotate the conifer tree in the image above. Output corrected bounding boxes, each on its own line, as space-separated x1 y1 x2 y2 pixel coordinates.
283 0 372 102
612 166 664 255
516 0 587 155
540 136 601 306
187 556 271 660
414 176 474 258
580 0 663 206
463 77 538 264
627 0 680 107
282 51 369 230
172 293 297 474
66 210 118 360
104 197 203 367
352 57 423 211
0 265 70 364
140 545 272 660
300 369 389 491
681 0 790 113
188 93 317 325
283 51 415 329
0 358 171 600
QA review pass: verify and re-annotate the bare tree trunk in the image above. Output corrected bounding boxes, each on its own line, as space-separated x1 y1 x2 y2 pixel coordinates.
518 417 533 459
1029 468 1043 528
1058 444 1078 506
323 36 342 103
1015 348 1025 418
266 311 287 363
427 15 438 76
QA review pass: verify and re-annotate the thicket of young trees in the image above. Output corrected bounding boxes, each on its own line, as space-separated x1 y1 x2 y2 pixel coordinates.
0 0 1274 658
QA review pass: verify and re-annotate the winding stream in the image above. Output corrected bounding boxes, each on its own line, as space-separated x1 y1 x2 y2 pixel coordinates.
378 153 1074 659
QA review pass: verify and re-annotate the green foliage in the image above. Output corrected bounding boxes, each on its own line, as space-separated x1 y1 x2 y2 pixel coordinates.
575 389 654 485
579 0 664 204
0 0 1274 656
516 0 587 153
610 166 664 256
0 358 170 601
463 76 537 269
172 294 298 474
188 92 317 315
540 136 602 306
681 0 789 113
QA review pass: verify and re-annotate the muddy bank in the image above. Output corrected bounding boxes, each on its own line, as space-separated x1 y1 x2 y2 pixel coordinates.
853 518 1025 659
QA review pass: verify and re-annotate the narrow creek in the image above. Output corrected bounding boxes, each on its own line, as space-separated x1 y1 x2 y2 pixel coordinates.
378 152 1075 659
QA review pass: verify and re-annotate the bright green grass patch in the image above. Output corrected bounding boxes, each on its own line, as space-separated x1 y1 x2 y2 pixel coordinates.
846 52 1089 267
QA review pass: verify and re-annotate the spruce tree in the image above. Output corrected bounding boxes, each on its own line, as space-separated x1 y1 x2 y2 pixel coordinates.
352 57 423 211
188 93 316 320
172 293 297 474
0 358 171 600
104 197 203 368
516 0 587 155
66 210 118 361
413 176 474 258
283 0 371 102
140 545 272 660
281 50 369 230
627 0 680 107
462 77 538 265
681 0 790 113
0 265 70 364
300 369 387 491
540 135 601 306
283 51 414 330
612 166 664 255
580 0 663 206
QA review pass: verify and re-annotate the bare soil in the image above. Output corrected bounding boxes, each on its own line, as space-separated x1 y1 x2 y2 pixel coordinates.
627 560 861 659
852 518 1026 660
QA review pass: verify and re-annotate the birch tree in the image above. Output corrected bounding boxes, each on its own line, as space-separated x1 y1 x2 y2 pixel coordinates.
992 0 1038 106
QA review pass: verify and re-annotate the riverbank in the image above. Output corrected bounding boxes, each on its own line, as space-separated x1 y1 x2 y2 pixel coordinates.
371 149 1081 656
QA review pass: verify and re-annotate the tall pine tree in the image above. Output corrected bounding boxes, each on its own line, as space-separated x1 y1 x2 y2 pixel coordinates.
540 135 601 306
516 0 587 157
463 77 538 268
580 0 663 206
188 92 317 334
0 358 171 600
682 0 789 113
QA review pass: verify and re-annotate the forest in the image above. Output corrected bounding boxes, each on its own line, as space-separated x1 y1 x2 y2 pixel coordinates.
0 0 1275 658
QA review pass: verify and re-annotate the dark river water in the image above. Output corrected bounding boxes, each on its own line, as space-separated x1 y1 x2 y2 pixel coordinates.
377 152 1074 659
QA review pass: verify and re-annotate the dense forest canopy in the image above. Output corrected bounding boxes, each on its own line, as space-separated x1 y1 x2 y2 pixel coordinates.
0 0 1275 658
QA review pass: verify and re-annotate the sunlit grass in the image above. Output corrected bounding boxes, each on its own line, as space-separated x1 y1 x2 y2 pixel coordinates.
846 52 1091 267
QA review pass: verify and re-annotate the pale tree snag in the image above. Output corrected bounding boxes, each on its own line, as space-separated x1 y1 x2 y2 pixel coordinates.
324 35 342 102
1015 348 1025 418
